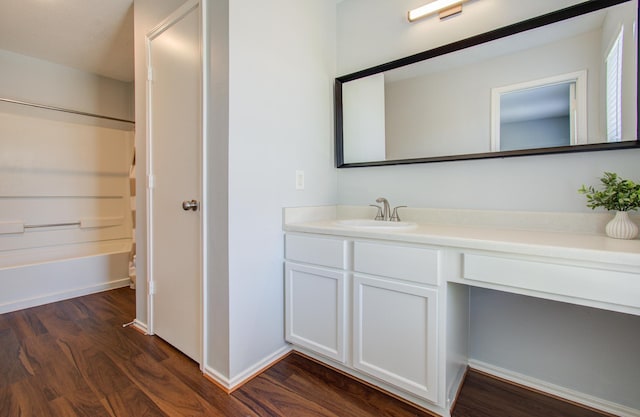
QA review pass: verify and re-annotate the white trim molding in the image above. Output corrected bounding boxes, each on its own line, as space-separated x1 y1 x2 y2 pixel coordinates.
490 70 588 151
132 319 149 335
203 345 292 391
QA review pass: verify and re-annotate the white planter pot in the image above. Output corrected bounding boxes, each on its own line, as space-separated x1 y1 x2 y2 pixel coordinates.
605 211 639 240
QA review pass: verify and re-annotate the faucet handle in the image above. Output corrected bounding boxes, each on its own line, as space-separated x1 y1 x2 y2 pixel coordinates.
369 205 384 221
390 206 407 222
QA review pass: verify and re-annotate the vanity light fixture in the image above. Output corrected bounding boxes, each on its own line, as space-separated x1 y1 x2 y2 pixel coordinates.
408 0 468 22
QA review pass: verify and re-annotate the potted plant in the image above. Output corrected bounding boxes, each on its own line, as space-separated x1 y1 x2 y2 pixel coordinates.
579 172 640 239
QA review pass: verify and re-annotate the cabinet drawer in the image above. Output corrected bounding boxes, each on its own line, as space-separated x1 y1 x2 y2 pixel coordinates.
463 253 640 310
354 241 439 285
285 234 349 269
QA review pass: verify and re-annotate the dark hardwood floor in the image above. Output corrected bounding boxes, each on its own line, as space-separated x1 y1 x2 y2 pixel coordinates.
453 371 614 417
0 288 612 417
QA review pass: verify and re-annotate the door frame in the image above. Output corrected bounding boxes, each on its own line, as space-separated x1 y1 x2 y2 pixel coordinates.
145 0 209 368
490 70 588 151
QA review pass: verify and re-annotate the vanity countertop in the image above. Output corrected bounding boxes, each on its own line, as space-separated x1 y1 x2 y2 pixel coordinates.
284 210 640 268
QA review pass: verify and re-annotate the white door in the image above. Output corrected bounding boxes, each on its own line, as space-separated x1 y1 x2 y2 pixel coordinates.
147 1 202 362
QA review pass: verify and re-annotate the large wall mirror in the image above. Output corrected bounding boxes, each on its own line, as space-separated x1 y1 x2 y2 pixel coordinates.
335 0 639 167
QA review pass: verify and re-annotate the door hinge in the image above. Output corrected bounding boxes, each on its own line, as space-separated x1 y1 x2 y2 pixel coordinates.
149 280 156 295
147 174 155 189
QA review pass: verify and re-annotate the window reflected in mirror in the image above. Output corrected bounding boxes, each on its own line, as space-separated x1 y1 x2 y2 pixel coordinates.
606 26 625 142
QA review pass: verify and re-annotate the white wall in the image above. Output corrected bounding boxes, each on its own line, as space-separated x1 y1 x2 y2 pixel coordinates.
338 0 592 74
0 49 133 121
470 288 640 410
226 0 337 381
206 0 231 382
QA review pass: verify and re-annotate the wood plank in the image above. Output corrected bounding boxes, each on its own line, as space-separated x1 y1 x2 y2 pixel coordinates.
0 288 617 417
4 308 48 340
261 353 437 417
71 290 134 326
48 386 113 417
81 349 134 397
160 351 260 417
5 378 57 416
111 352 229 416
71 315 144 362
452 370 612 417
33 302 83 338
0 311 9 331
234 375 344 417
102 384 170 417
20 333 89 400
0 328 30 387
118 325 171 362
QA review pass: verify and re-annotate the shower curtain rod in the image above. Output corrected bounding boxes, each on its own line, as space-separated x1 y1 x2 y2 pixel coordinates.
0 97 135 124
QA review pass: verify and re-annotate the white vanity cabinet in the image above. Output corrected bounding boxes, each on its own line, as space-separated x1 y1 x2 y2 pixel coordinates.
458 251 640 315
284 234 350 363
353 275 439 402
352 241 440 403
284 233 444 407
283 208 640 417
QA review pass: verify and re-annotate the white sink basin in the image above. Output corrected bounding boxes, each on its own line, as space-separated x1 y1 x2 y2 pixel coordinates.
335 219 417 230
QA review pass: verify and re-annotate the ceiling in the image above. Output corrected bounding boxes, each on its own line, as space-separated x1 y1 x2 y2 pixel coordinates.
0 0 134 82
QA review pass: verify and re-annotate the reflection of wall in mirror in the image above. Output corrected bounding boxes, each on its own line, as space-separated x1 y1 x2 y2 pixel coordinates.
383 29 602 160
342 73 386 163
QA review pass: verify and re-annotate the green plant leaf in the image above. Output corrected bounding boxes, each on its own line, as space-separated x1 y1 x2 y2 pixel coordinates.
577 172 640 211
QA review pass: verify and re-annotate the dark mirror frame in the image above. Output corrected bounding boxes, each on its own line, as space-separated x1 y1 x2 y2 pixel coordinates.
335 0 640 168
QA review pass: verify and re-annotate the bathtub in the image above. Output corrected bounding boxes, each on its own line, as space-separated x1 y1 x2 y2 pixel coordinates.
0 240 132 314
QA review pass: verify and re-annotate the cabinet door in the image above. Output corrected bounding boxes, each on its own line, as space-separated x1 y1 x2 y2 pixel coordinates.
353 274 438 402
285 262 347 363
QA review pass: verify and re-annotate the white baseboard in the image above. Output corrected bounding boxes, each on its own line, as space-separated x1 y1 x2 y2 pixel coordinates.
446 365 467 409
203 345 293 391
469 359 640 417
132 319 148 334
203 366 232 391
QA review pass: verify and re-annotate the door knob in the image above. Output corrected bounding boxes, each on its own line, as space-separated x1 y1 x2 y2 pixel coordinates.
182 199 199 211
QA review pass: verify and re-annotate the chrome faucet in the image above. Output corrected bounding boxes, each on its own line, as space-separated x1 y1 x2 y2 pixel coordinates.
372 197 406 222
375 197 391 221
390 206 407 222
